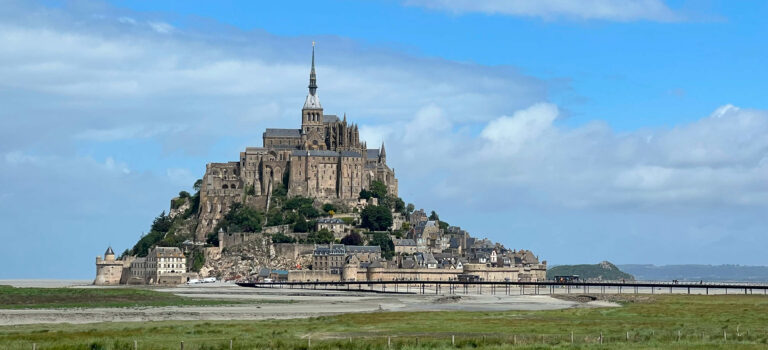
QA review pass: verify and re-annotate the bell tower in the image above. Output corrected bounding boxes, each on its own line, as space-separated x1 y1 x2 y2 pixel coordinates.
302 42 323 137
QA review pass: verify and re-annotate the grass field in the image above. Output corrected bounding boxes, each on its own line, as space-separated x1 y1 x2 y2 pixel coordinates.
0 285 242 309
2 294 768 349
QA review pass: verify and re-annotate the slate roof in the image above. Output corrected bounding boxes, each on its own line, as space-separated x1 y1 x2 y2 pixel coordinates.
291 150 340 157
346 245 381 253
323 114 339 123
317 218 344 224
366 149 380 159
264 128 301 138
105 246 114 256
393 238 416 246
303 93 322 109
340 151 362 157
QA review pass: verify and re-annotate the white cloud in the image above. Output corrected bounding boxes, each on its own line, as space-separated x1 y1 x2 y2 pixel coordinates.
383 103 768 208
405 0 682 21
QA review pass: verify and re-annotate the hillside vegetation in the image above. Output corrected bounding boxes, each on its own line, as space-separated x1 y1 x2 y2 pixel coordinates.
547 261 635 281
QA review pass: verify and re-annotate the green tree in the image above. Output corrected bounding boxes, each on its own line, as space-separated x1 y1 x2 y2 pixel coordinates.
298 205 321 219
217 203 263 233
193 179 203 192
393 197 405 214
190 251 205 272
361 205 393 231
151 212 173 233
429 210 439 221
370 180 388 199
293 217 309 233
178 191 191 198
271 232 296 243
406 203 415 215
369 232 394 259
438 220 449 230
307 228 335 244
340 232 363 245
358 189 372 200
322 203 336 213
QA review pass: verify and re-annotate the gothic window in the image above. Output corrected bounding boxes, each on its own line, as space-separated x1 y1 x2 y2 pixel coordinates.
222 184 228 189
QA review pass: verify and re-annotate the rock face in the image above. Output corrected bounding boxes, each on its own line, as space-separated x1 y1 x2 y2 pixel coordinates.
200 237 312 281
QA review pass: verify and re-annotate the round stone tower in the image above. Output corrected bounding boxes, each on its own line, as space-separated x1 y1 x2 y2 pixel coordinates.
94 246 124 285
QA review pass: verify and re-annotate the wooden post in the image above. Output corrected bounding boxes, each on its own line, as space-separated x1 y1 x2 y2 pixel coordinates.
308 336 311 348
452 335 455 345
571 332 573 344
388 336 391 348
229 339 233 350
33 344 37 350
677 330 681 341
514 334 517 345
600 332 603 344
724 330 727 341
626 331 629 341
134 340 138 350
180 341 184 350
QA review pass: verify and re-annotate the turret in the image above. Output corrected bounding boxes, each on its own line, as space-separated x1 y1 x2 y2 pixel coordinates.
104 246 115 262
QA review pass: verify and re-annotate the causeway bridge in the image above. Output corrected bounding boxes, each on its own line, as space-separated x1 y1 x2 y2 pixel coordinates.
237 280 768 296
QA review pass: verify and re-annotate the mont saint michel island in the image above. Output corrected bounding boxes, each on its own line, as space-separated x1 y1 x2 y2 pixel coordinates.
4 2 768 349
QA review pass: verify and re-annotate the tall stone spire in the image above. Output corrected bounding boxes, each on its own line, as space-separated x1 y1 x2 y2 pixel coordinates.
309 41 317 96
303 42 322 110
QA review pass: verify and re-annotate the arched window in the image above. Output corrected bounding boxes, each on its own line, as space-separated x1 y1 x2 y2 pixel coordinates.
222 184 228 189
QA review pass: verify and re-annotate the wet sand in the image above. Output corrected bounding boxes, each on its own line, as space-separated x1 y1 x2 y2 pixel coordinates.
0 282 616 325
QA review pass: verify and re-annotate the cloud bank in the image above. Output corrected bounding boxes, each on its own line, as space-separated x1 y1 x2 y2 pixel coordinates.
405 0 683 21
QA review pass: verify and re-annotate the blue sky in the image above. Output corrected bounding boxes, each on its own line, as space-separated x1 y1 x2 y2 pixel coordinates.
1 0 768 278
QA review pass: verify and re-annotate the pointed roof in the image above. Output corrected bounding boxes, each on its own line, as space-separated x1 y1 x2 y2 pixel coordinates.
303 42 322 110
105 246 115 256
380 142 386 157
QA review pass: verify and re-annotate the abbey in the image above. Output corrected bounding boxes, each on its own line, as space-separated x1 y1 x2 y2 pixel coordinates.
196 46 398 239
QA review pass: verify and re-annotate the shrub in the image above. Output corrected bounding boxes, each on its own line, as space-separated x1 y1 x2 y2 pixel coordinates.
361 205 393 231
369 231 394 259
272 232 296 243
340 232 363 245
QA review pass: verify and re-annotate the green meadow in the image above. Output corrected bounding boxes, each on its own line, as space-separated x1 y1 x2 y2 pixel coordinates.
2 294 768 349
0 285 243 309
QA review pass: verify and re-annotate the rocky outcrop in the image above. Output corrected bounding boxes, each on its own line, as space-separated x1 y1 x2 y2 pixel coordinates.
200 237 312 281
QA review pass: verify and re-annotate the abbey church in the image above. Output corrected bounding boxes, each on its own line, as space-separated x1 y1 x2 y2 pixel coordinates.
196 46 398 239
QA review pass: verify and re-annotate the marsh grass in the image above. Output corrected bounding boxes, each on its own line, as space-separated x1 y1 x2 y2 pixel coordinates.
2 295 768 349
0 285 243 309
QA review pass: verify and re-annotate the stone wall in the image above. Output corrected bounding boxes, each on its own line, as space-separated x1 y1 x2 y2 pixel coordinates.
274 243 314 260
288 270 340 282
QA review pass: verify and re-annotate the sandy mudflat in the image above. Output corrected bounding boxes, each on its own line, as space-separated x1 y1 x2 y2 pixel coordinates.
0 282 617 325
0 279 92 288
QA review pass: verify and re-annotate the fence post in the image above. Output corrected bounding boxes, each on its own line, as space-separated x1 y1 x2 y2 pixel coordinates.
724 330 727 341
33 344 37 350
134 340 138 350
678 330 681 341
180 341 184 350
600 332 603 345
452 335 455 345
388 336 391 348
514 334 517 345
626 331 629 341
229 339 233 350
571 332 573 344
308 336 311 349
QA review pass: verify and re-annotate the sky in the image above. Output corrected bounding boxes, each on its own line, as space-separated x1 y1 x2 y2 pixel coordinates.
1 0 767 278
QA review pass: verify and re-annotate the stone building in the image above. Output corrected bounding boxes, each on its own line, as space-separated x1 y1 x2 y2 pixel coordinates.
94 247 130 285
196 45 398 239
127 247 187 285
